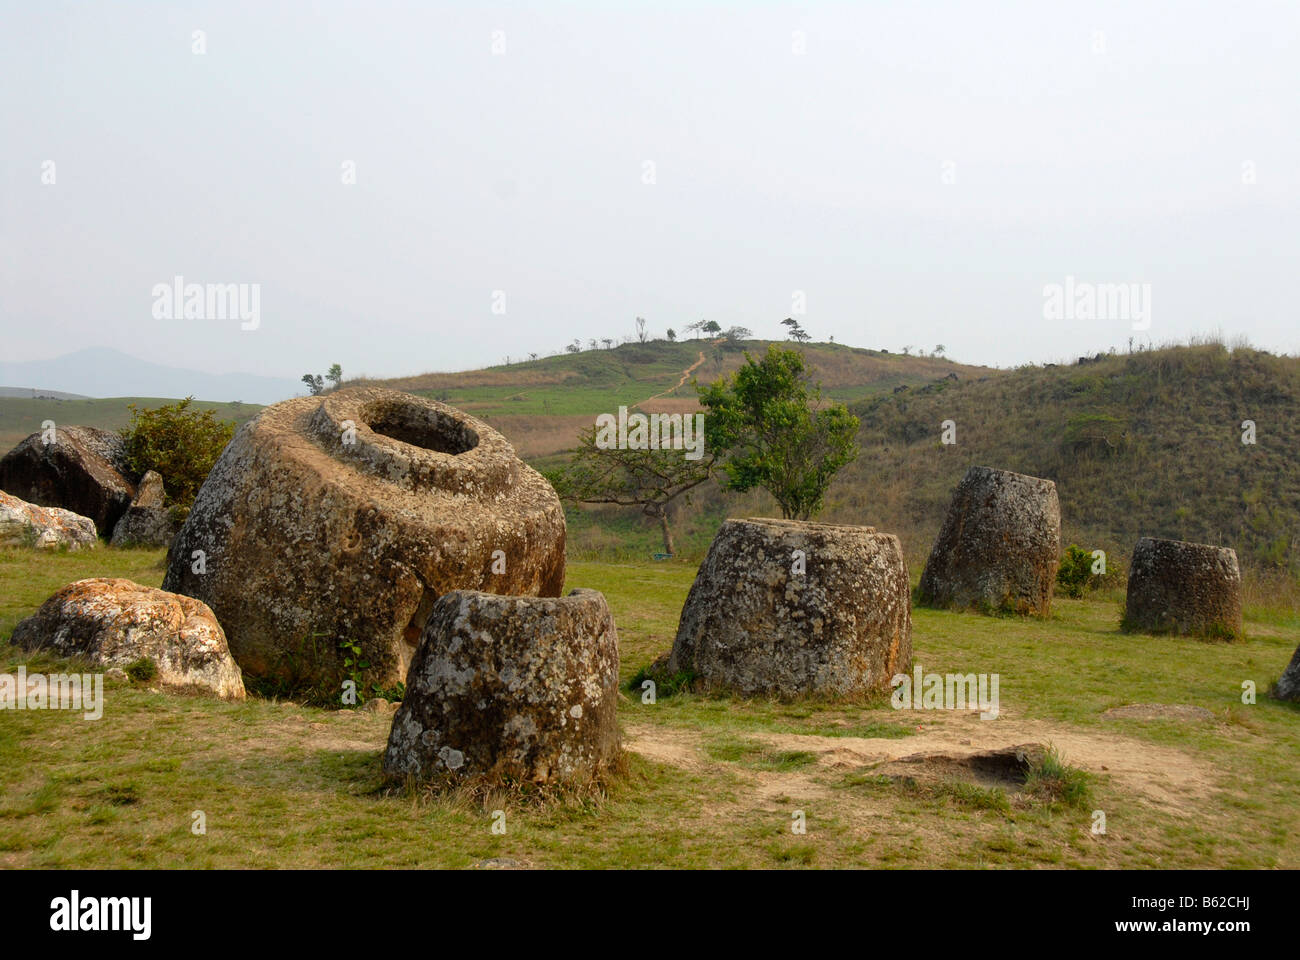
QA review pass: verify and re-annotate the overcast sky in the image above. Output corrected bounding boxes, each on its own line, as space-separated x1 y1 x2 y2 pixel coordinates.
2 1 1297 382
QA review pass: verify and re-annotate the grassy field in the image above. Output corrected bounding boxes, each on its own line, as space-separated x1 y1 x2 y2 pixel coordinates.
2 546 1297 869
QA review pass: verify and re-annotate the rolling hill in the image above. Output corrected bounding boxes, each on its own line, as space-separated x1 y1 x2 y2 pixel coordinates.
833 341 1300 582
360 339 993 459
6 337 1294 594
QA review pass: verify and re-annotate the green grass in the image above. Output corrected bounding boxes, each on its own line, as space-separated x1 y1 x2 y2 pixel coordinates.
1 548 1297 868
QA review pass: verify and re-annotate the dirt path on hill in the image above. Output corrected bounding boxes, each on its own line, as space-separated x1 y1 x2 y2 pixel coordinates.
635 339 727 410
636 351 706 409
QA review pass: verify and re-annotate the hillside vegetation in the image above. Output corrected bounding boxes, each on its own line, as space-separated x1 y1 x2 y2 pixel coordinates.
362 339 992 459
559 342 1300 598
831 341 1300 581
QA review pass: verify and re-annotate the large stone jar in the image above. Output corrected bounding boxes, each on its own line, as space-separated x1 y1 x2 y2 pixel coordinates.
163 388 566 687
667 518 912 698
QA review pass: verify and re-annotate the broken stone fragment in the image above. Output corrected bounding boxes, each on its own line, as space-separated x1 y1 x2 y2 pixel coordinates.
11 578 245 700
0 490 99 550
0 425 136 536
110 470 178 548
1273 645 1300 702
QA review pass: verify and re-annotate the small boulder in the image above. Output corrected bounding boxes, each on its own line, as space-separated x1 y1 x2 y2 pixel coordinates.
1122 537 1243 640
383 589 620 785
0 490 98 550
918 466 1061 616
666 518 912 698
0 426 136 535
1274 646 1300 702
131 469 166 508
110 471 178 548
163 388 566 688
11 578 246 699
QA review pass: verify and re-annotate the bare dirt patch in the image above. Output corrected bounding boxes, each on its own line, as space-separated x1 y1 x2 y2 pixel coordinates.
624 710 1223 816
1102 703 1216 723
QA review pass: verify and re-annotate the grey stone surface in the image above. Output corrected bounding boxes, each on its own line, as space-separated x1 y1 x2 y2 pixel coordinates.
918 466 1061 616
667 518 912 698
1274 645 1300 702
384 588 620 785
1123 537 1243 639
110 472 178 548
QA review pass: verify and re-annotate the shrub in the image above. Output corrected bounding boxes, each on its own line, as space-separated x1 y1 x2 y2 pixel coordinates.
1056 544 1098 598
125 658 158 683
119 398 236 514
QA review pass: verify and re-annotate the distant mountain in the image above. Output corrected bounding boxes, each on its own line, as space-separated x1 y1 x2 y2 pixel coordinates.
0 348 299 406
0 387 88 400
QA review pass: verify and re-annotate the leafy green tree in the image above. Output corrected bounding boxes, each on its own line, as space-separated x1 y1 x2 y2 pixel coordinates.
546 425 714 555
301 373 324 395
325 363 343 390
697 345 859 520
702 320 722 336
119 398 236 513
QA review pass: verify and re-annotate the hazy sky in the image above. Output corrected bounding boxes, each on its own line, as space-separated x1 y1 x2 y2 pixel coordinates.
3 1 1297 381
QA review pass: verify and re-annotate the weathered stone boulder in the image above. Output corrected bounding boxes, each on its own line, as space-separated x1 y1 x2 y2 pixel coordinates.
666 518 912 698
918 466 1061 616
0 490 98 550
162 388 566 688
1122 537 1243 639
1273 646 1300 701
11 578 245 699
383 589 620 785
0 425 136 536
110 471 178 548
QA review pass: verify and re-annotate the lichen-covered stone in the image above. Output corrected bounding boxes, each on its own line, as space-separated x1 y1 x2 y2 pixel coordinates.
1274 645 1300 701
1122 537 1243 639
110 471 178 548
666 518 912 698
11 578 245 699
383 589 620 785
918 466 1061 616
162 388 566 688
0 426 136 536
0 490 98 550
